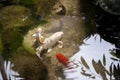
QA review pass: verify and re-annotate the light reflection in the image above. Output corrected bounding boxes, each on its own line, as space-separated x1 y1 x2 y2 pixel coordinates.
0 61 24 80
64 34 117 80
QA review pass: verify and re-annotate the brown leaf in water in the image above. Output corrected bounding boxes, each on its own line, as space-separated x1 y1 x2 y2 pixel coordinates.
98 60 108 80
80 56 90 69
109 62 113 75
81 72 91 77
103 54 106 66
81 67 86 73
111 57 119 61
92 59 100 74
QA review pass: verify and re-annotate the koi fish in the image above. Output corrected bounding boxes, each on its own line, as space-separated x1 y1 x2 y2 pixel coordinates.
36 32 63 55
56 53 70 67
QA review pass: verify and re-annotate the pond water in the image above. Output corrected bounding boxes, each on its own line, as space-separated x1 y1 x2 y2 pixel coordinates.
64 34 120 80
0 0 120 80
63 0 119 80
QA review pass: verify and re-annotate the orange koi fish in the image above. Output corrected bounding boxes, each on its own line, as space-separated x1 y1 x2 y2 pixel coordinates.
56 53 70 67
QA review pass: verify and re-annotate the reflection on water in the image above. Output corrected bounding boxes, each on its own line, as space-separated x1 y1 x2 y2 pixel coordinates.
0 60 24 80
64 34 120 80
95 12 120 58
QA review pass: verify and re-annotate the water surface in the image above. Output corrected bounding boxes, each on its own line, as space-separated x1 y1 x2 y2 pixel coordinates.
64 34 119 80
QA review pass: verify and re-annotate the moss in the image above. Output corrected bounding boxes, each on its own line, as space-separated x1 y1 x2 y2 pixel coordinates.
0 5 35 58
0 3 3 8
0 5 32 29
19 0 39 5
1 28 23 53
10 47 48 80
22 41 35 54
0 35 3 53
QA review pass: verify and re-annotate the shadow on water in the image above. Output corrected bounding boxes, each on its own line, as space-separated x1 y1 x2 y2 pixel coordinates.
95 9 120 58
87 0 120 58
79 0 120 56
79 0 97 37
64 0 120 80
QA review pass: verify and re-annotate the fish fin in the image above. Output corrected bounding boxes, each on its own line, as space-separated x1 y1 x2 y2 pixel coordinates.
58 41 63 48
47 48 52 53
